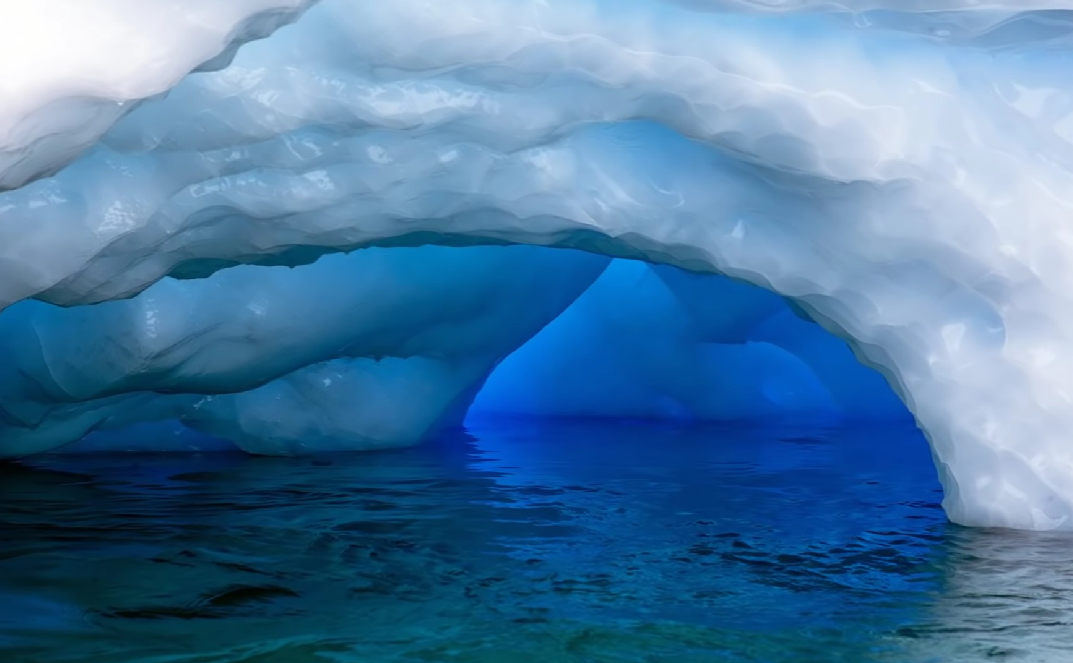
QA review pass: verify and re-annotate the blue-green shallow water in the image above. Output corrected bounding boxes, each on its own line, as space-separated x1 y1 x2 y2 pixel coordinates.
1 420 1072 663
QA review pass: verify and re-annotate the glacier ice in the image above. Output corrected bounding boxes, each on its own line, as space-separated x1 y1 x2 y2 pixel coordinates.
0 245 606 455
3 0 1073 531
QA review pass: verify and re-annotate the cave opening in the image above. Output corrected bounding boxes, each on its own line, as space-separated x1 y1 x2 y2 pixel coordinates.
40 250 924 462
10 247 941 566
0 250 962 661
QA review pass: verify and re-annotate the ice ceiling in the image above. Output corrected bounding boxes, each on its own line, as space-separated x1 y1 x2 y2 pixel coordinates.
3 0 1073 531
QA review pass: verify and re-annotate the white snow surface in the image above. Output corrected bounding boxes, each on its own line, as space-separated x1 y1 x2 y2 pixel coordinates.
0 0 313 190
3 0 1073 530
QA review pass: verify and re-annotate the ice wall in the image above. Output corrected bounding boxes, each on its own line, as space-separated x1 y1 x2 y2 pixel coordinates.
2 0 1073 530
0 246 607 455
470 260 908 423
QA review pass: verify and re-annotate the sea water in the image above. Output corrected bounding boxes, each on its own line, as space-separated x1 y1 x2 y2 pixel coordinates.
1 420 1070 662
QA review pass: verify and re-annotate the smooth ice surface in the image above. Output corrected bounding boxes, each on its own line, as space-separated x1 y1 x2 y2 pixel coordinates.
3 0 1073 530
471 259 909 423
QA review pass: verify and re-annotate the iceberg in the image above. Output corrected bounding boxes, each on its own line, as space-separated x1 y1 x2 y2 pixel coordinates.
2 0 1073 531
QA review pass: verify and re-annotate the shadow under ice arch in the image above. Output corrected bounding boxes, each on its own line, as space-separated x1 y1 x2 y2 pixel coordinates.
2 0 1072 532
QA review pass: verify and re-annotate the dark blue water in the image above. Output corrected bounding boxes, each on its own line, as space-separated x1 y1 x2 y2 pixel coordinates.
1 420 1071 662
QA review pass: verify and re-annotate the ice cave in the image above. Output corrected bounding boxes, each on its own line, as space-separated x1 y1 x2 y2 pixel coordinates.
3 1 1073 661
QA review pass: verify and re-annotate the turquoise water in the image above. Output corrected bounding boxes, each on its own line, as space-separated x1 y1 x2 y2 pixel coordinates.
1 420 1071 662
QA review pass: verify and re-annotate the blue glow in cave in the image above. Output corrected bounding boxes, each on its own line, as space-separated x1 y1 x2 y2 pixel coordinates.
470 259 910 425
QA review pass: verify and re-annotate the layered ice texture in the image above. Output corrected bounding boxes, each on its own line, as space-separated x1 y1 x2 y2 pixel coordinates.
2 0 1073 531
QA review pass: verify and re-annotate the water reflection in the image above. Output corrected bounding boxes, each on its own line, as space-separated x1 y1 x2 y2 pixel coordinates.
0 420 1070 661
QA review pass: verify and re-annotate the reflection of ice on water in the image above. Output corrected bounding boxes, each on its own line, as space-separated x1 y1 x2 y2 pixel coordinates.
0 421 1069 661
889 527 1073 663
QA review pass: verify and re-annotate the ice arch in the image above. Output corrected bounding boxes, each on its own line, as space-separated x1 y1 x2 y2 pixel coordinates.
3 0 1073 531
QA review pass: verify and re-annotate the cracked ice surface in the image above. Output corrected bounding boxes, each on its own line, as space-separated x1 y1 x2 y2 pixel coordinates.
3 0 1073 530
